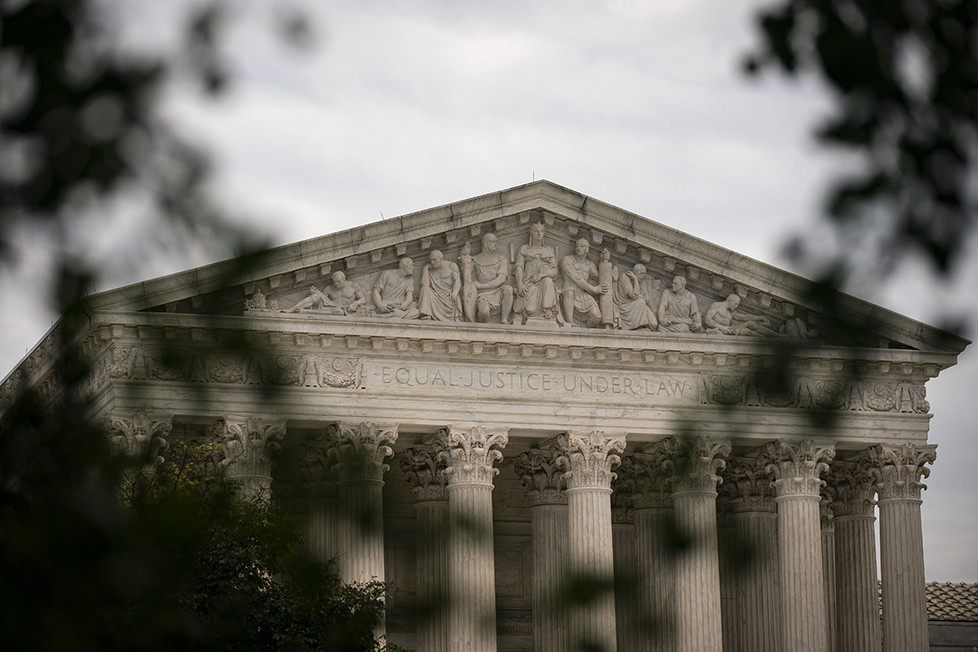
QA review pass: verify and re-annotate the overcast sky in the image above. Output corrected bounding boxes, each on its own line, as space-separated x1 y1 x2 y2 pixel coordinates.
2 0 975 581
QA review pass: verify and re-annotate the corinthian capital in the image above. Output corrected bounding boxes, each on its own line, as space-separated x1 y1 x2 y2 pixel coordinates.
108 412 172 464
222 416 286 473
619 440 674 509
515 442 566 506
667 435 731 494
725 456 776 513
829 457 876 517
439 426 509 486
556 430 626 490
868 443 936 502
400 441 448 501
330 422 398 483
763 439 835 497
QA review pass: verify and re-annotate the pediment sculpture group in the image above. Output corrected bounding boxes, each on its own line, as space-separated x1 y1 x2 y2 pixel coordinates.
259 224 814 338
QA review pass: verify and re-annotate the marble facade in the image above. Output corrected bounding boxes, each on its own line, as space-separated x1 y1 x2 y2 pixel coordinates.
1 181 968 651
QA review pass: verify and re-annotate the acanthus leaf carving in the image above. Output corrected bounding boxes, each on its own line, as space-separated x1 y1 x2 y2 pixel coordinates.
828 457 877 517
400 441 448 502
556 430 626 490
666 435 731 494
438 426 509 486
725 455 776 513
221 416 287 498
330 422 398 483
762 439 835 497
868 443 936 502
514 441 566 506
108 412 172 464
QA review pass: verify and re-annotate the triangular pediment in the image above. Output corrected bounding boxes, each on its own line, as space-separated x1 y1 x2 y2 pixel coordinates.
85 180 967 354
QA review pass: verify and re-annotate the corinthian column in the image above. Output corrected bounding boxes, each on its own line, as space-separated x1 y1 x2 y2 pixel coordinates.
765 439 835 652
514 442 569 652
556 430 626 652
626 441 677 651
611 465 636 651
221 416 286 499
440 426 508 652
400 440 450 652
668 435 730 652
726 455 783 651
820 498 837 652
869 443 936 652
299 429 338 565
330 422 398 586
830 458 881 652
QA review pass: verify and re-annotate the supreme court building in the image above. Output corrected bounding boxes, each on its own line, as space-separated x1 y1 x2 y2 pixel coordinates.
2 181 968 651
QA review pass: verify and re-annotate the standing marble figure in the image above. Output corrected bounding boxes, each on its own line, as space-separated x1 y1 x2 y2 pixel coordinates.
418 250 461 321
463 233 514 324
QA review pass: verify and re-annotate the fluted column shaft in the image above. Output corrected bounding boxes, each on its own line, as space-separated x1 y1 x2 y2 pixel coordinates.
727 456 781 652
830 458 881 652
834 513 880 651
441 426 508 652
766 439 835 652
401 443 451 652
821 503 837 652
669 436 730 652
734 510 782 651
612 513 636 650
331 422 397 588
624 443 677 652
557 430 626 652
301 431 338 565
635 506 675 651
515 444 569 652
870 444 936 652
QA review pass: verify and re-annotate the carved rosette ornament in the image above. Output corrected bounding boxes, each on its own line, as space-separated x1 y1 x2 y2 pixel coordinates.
108 412 172 464
515 442 566 506
221 417 286 497
330 422 398 484
667 435 732 494
556 431 626 490
868 443 937 502
439 426 509 486
763 439 835 497
400 442 448 502
830 459 877 517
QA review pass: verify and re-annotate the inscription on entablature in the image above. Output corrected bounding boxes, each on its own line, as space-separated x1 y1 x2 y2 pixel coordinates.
368 362 699 403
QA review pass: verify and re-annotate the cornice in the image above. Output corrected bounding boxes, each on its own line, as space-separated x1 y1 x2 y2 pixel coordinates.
84 310 958 377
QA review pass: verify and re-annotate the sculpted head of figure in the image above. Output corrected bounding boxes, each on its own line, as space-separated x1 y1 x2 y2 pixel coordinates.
429 250 444 267
530 223 546 244
331 271 346 287
399 257 414 276
601 248 611 262
575 238 589 257
633 264 647 280
460 241 471 255
727 293 741 310
482 232 497 253
672 275 686 293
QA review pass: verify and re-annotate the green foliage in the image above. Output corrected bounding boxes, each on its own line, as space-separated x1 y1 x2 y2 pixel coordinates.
746 0 978 276
1 423 389 651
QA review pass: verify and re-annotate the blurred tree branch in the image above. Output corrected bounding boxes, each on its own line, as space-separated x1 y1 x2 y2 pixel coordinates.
746 0 977 281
